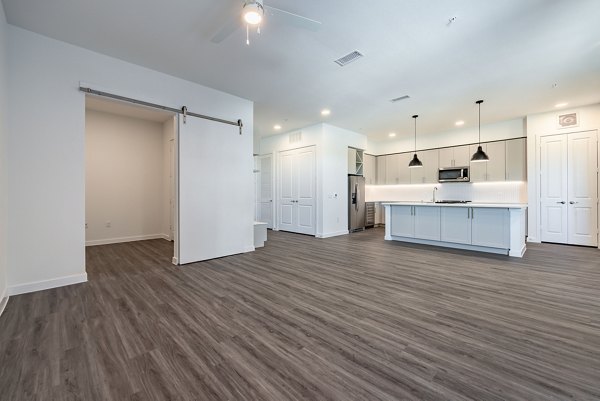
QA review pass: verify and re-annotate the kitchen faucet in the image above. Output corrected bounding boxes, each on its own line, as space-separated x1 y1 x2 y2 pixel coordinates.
433 186 438 203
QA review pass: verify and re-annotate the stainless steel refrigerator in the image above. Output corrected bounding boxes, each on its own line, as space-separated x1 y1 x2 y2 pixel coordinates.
348 175 366 232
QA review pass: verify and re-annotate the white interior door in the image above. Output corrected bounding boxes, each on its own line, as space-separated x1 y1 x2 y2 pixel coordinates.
178 115 253 264
169 139 175 240
567 131 598 246
258 154 273 228
278 146 316 235
295 148 316 235
541 134 569 243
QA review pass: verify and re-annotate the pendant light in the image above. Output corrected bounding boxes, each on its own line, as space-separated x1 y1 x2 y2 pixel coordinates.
471 100 490 162
408 114 423 168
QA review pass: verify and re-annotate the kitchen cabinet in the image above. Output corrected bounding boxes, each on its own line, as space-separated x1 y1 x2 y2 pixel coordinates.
469 141 506 182
440 207 471 244
390 205 440 240
439 145 470 168
505 138 526 181
348 148 357 174
385 153 410 184
363 154 377 185
414 206 441 240
471 207 509 248
390 205 414 237
376 155 386 184
410 149 439 184
385 203 521 255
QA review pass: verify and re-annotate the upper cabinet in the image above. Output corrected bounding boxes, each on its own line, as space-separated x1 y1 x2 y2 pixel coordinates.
348 148 364 175
469 142 506 182
374 138 526 185
363 154 377 185
439 145 470 168
505 138 527 181
411 149 439 184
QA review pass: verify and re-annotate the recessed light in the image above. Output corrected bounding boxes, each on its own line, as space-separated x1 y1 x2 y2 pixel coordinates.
388 132 396 137
455 120 465 126
274 125 282 130
321 109 331 116
555 102 568 108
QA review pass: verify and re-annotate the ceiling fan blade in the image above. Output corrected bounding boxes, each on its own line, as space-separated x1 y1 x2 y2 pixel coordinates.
264 5 322 31
210 15 242 44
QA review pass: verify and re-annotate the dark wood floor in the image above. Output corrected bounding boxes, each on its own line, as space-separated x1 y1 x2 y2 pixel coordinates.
1 228 600 400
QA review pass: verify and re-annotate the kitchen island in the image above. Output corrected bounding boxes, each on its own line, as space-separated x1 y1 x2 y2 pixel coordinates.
383 202 527 257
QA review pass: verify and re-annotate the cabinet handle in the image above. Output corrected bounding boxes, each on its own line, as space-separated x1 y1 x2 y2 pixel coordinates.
471 208 474 219
556 201 566 204
467 208 470 219
569 201 578 205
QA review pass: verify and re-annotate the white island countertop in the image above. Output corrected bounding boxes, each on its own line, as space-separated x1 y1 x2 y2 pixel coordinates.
382 201 527 209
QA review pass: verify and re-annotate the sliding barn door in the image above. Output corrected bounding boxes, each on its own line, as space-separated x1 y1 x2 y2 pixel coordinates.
178 115 253 264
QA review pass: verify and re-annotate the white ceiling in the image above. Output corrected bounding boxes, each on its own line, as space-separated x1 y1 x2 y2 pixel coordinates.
3 0 600 141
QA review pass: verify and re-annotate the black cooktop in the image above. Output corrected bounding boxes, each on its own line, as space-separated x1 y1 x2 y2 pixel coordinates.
434 200 472 204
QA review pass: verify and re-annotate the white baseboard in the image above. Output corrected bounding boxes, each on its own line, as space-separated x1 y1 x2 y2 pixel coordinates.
0 286 8 317
8 273 88 296
86 234 170 246
316 230 349 239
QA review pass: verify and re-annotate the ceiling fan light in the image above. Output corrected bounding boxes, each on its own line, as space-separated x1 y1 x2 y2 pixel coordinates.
243 2 263 25
471 145 490 162
408 153 423 168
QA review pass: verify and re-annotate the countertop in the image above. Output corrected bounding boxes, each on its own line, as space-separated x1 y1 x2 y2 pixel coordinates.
381 201 527 209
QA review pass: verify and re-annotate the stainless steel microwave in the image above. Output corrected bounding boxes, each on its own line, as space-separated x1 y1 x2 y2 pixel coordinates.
438 166 470 183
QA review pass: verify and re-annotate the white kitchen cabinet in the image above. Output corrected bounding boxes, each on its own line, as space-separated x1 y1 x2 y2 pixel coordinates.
385 154 399 184
397 153 411 184
410 149 439 184
390 205 414 237
505 138 526 181
471 207 509 248
469 142 506 182
440 207 471 244
439 145 470 168
348 148 357 174
363 154 376 185
376 155 386 184
414 206 441 240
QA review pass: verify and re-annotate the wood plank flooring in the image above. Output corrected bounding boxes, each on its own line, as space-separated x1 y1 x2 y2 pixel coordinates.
1 228 600 400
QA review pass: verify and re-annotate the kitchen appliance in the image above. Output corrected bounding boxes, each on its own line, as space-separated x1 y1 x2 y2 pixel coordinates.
348 175 366 232
438 166 470 183
365 202 375 228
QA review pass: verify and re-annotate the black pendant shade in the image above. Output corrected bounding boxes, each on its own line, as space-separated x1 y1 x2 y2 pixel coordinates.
409 153 423 168
408 114 423 168
471 100 489 162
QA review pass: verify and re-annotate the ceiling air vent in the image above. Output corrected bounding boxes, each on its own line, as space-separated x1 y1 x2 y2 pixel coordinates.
334 50 364 66
390 95 410 103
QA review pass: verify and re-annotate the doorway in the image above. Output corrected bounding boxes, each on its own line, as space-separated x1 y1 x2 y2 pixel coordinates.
540 130 598 246
84 95 177 261
256 154 273 228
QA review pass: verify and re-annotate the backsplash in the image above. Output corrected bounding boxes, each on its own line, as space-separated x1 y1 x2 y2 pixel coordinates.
365 181 527 204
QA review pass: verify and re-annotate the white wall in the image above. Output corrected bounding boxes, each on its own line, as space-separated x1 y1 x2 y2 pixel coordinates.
85 110 171 245
367 118 525 155
526 103 600 242
7 26 253 294
0 4 8 307
162 116 176 240
260 123 367 238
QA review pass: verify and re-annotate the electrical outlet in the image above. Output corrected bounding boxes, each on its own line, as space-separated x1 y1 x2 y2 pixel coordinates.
105 221 111 228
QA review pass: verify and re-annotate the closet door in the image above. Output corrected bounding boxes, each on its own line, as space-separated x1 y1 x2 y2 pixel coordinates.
567 131 598 246
278 147 316 235
540 135 568 244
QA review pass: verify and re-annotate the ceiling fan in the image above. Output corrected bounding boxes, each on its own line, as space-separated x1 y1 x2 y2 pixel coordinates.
211 0 322 45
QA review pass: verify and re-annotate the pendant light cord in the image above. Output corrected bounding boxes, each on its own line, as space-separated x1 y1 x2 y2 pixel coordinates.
412 114 418 152
476 100 483 144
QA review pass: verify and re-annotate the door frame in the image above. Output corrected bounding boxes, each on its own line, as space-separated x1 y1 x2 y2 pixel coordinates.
274 145 317 235
537 129 599 248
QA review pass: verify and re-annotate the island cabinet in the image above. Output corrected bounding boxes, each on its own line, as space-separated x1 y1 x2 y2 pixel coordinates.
440 207 509 248
384 203 524 257
390 205 441 240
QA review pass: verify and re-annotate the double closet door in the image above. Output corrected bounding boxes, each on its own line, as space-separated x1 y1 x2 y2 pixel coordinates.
541 131 598 246
278 146 316 235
